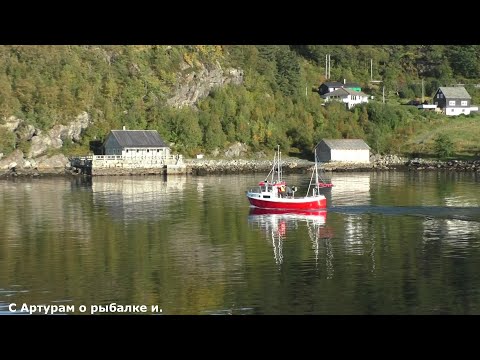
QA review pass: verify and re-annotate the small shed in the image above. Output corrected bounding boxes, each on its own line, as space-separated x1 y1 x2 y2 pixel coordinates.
315 139 370 163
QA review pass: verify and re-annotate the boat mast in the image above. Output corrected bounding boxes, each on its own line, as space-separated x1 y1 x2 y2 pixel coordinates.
307 167 315 196
265 151 276 183
306 151 321 196
278 145 282 182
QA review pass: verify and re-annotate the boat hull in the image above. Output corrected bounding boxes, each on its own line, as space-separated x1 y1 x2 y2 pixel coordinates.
247 193 326 210
249 207 327 218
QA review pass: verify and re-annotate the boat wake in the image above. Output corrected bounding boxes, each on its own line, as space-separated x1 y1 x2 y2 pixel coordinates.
329 205 480 222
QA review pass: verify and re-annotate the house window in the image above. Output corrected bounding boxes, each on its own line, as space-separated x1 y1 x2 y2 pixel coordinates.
126 149 129 153
449 100 456 106
137 149 139 152
147 149 149 153
451 109 454 112
157 149 159 152
462 109 465 112
461 100 468 106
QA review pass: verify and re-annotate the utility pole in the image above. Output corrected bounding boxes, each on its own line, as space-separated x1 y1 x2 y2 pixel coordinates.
370 59 373 82
421 78 424 103
382 85 385 104
325 55 327 79
326 54 331 80
328 54 331 80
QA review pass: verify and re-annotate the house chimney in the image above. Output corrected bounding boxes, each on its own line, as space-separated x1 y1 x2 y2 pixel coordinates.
344 78 346 84
122 125 126 130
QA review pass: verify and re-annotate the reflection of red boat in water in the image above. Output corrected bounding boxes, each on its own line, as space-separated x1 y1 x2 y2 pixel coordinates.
246 146 331 211
248 208 330 266
249 207 327 218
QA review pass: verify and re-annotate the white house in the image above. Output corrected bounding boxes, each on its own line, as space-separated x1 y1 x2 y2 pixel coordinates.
433 87 479 116
321 88 369 109
315 139 370 163
103 129 171 159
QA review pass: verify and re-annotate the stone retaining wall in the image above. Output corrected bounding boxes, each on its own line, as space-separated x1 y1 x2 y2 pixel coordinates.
3 155 480 178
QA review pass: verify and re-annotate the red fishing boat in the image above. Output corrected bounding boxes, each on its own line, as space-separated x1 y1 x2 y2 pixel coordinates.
246 146 331 211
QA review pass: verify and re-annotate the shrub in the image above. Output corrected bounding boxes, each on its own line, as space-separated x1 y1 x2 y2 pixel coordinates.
434 134 454 158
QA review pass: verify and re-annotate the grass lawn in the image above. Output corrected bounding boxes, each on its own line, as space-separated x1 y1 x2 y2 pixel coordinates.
404 114 480 159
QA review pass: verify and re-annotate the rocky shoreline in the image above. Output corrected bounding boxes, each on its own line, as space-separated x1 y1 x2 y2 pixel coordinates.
2 154 480 179
186 155 480 175
2 114 478 178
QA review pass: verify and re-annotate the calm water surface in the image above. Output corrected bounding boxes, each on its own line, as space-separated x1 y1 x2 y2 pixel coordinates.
1 171 480 314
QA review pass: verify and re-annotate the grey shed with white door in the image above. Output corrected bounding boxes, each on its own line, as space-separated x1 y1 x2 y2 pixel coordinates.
315 139 370 163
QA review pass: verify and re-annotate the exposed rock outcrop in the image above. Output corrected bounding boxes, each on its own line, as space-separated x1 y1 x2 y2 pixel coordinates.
29 135 63 158
167 61 244 108
36 154 70 173
0 151 70 177
28 112 90 158
16 123 36 141
0 149 26 171
0 116 22 132
0 112 90 176
224 142 248 158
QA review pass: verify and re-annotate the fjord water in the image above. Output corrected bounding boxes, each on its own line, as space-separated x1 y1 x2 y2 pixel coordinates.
1 171 480 315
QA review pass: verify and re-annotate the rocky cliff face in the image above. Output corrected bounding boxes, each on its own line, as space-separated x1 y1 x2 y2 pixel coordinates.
28 112 90 158
167 60 244 108
0 112 90 175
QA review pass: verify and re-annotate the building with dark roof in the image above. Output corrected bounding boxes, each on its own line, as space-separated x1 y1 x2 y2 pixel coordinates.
319 80 362 95
321 88 369 109
70 128 186 175
103 129 170 159
315 139 370 163
433 87 478 116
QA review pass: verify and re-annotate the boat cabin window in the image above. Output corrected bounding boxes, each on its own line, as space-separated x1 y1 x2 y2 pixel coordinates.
263 195 270 198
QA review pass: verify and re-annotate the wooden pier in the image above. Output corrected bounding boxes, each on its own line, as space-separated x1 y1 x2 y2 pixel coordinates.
70 156 93 175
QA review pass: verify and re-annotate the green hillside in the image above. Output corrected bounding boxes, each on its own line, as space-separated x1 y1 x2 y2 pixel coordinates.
1 45 480 159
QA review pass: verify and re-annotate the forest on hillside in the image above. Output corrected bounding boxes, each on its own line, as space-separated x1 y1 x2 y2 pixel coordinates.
1 45 480 158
